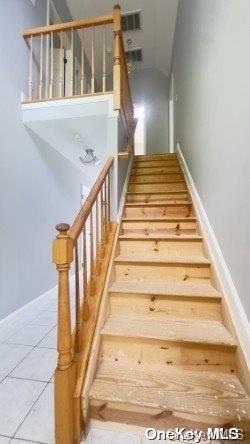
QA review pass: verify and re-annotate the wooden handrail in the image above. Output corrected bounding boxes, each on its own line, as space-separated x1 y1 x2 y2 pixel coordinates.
23 14 113 37
68 156 114 243
118 118 138 159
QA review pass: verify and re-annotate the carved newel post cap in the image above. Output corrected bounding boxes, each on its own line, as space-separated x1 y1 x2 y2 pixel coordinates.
55 223 70 234
114 4 121 9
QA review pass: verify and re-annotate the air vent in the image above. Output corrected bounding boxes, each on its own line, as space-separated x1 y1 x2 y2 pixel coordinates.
122 11 141 32
126 48 143 63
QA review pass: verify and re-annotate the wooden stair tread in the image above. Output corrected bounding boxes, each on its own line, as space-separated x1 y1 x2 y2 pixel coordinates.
101 315 237 346
89 362 250 420
122 216 197 222
125 201 192 207
114 254 210 265
130 180 185 184
127 191 188 195
109 280 221 299
119 234 202 241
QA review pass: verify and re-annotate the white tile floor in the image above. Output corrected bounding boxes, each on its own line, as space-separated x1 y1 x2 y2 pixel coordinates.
0 293 215 444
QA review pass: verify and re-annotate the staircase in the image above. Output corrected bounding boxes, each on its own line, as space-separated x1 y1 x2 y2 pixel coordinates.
86 154 250 432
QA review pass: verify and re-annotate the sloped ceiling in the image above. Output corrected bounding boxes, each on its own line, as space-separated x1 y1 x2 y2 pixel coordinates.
65 0 178 77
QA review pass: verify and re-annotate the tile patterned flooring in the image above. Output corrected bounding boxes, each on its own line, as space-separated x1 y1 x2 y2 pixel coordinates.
0 293 214 444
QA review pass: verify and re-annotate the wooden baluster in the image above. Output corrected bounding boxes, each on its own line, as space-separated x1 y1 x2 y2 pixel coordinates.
107 171 111 232
49 31 54 98
53 223 75 444
100 185 106 256
91 27 95 93
104 177 108 238
74 242 81 355
81 224 90 322
89 210 95 296
102 25 106 92
70 28 74 96
28 35 33 101
113 4 121 109
95 194 101 275
59 30 64 97
80 29 85 95
39 33 43 100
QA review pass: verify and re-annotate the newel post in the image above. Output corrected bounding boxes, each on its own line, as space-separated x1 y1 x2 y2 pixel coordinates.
113 4 121 110
53 223 75 444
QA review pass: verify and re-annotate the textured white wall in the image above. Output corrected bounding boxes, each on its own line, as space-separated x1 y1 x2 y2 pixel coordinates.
130 69 170 154
171 0 250 319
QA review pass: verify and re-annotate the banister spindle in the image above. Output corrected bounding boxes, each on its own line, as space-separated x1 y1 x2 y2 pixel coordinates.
102 25 106 92
80 29 85 95
100 185 105 256
95 194 101 275
107 171 111 232
59 30 64 97
70 28 74 96
104 177 108 238
113 4 121 109
49 31 54 98
28 35 33 101
39 33 43 100
53 224 73 370
81 223 90 323
89 210 95 296
74 242 81 354
91 26 95 93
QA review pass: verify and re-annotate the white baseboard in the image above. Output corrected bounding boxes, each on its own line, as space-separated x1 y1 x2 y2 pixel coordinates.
117 155 134 221
177 143 250 363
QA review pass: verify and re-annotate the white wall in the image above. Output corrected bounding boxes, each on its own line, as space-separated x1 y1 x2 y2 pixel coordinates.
171 0 250 319
130 68 170 154
0 0 85 319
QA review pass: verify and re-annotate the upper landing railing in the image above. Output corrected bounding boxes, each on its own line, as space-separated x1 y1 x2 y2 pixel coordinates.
22 4 134 139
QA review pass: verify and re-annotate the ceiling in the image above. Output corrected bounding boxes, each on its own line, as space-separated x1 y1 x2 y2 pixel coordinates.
65 0 179 77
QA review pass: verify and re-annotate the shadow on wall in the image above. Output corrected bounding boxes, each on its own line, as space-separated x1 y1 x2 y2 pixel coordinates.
130 68 170 154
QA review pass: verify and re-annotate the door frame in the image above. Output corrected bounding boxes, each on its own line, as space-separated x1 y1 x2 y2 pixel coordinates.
169 73 175 153
133 103 146 156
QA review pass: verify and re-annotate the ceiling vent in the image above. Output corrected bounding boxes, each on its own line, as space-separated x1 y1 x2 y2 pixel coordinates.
126 48 143 63
122 11 141 32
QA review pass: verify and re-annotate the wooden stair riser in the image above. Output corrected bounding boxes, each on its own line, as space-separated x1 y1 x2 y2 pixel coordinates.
128 182 186 193
109 292 222 321
134 154 178 161
126 191 189 203
131 166 182 175
133 160 180 168
130 173 184 183
124 204 192 218
119 238 204 257
114 262 211 284
122 219 197 235
100 336 236 373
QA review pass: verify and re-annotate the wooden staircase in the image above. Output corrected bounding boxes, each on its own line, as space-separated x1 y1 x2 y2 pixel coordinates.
85 153 250 433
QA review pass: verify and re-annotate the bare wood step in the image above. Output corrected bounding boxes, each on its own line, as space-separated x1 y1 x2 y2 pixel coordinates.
119 236 204 257
126 190 189 204
130 177 184 184
134 154 177 161
128 182 187 193
124 202 192 218
133 160 180 168
101 315 237 347
89 363 250 423
114 254 211 284
122 217 198 236
109 280 221 299
131 166 182 175
129 173 184 183
109 281 222 320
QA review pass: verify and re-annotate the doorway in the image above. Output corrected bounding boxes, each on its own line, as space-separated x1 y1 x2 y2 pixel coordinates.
169 73 175 153
134 104 146 156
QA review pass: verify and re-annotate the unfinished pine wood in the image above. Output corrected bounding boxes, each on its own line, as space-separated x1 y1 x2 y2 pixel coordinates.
83 152 250 433
101 315 236 346
89 362 250 420
124 202 192 218
134 153 177 161
126 191 189 203
118 237 204 257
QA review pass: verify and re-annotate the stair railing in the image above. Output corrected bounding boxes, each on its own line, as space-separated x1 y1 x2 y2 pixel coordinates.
22 5 134 142
52 156 115 443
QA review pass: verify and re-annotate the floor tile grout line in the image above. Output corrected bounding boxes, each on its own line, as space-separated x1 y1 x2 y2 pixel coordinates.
4 325 56 348
11 381 50 441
